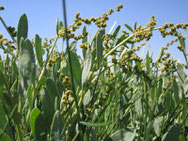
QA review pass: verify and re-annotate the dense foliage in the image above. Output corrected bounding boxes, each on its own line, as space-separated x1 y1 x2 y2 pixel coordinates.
0 4 188 141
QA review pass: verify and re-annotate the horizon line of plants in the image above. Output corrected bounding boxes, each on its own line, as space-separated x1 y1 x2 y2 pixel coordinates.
0 4 188 141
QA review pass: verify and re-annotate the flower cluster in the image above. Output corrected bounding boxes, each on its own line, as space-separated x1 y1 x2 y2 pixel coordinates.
159 22 188 38
103 34 114 54
79 42 89 49
0 6 5 11
0 33 16 54
146 15 157 29
58 27 74 39
61 74 74 112
0 34 9 45
7 26 17 37
133 16 157 42
47 51 59 70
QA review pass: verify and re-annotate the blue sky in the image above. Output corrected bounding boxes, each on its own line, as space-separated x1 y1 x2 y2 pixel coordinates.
1 0 188 62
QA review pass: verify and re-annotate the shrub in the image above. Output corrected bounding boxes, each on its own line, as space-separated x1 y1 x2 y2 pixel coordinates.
0 4 188 141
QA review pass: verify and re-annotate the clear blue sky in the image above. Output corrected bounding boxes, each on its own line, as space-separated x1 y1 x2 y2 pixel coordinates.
1 0 188 62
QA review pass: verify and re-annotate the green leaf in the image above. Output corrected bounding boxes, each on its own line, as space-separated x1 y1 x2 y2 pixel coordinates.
69 51 82 88
82 49 92 86
146 51 151 74
91 47 97 71
134 22 137 30
125 24 133 33
157 79 162 101
40 88 54 128
61 51 82 89
156 48 164 62
176 63 186 83
46 77 59 106
173 79 181 103
17 13 28 52
56 18 59 35
135 96 142 119
18 38 35 93
153 116 163 137
35 34 43 67
82 26 87 58
12 61 18 76
162 123 181 141
178 37 188 65
96 29 105 67
0 129 12 141
30 108 46 139
116 34 126 46
0 104 7 129
183 76 188 94
69 41 77 52
111 128 136 141
50 110 64 141
112 25 121 38
27 85 33 109
83 90 92 106
59 21 63 29
80 121 106 127
0 74 4 102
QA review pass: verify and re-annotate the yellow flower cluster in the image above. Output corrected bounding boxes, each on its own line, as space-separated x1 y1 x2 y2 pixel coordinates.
79 42 88 49
0 34 9 45
47 51 59 70
61 74 74 109
159 22 188 38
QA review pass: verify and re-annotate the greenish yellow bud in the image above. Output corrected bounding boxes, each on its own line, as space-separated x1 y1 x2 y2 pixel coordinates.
0 6 5 11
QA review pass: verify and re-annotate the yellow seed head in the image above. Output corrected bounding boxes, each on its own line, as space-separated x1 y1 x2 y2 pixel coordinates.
75 12 80 19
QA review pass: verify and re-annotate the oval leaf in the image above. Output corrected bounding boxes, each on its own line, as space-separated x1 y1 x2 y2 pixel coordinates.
111 128 136 141
80 121 106 127
162 123 180 141
82 49 92 86
35 34 43 67
30 108 46 138
46 77 59 106
17 13 28 52
0 129 12 141
125 24 133 33
18 38 35 93
50 110 64 140
96 29 105 66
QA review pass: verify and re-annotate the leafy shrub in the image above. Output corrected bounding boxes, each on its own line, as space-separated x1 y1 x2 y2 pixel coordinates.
0 4 188 141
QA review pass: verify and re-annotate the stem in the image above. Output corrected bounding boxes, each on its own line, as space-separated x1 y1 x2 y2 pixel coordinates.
0 16 16 42
104 27 161 60
62 0 80 121
104 34 134 59
72 131 80 141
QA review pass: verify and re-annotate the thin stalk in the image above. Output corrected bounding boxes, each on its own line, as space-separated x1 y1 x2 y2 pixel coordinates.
72 131 80 141
104 34 134 59
62 0 81 134
0 16 16 42
104 27 161 60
